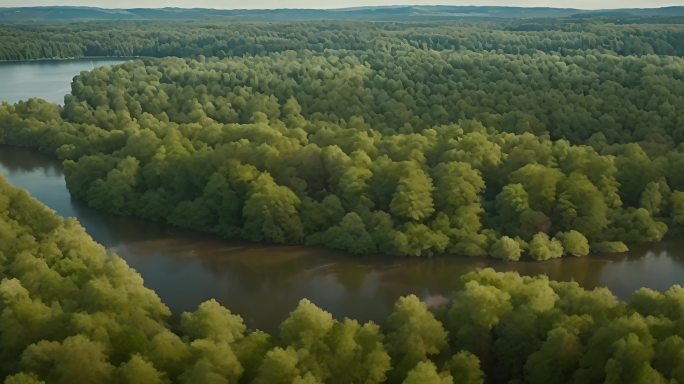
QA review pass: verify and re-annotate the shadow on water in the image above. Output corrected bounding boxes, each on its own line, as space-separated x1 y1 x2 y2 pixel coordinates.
3 143 684 332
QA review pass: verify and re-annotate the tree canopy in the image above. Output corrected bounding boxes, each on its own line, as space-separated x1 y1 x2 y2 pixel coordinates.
3 43 684 258
1 175 684 383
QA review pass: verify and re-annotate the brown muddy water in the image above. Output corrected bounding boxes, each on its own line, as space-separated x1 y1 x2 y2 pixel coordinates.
2 145 684 331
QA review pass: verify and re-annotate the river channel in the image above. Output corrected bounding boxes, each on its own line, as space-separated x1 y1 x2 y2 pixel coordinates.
1 59 683 331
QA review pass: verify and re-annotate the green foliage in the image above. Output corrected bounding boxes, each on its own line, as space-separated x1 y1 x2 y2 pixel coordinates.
2 18 684 61
671 191 684 226
2 176 684 383
390 163 435 222
448 279 513 356
3 7 684 260
3 373 44 384
3 14 684 384
280 299 334 349
179 299 245 343
528 233 564 261
386 295 448 381
558 230 590 257
323 319 391 384
444 351 484 384
402 361 453 384
490 236 522 262
251 347 306 384
592 241 630 254
243 173 304 244
116 354 167 384
20 335 114 384
307 212 376 255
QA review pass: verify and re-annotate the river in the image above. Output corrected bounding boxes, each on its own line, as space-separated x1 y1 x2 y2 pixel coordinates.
1 60 684 332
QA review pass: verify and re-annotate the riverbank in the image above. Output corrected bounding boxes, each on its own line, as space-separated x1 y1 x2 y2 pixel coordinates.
2 144 684 331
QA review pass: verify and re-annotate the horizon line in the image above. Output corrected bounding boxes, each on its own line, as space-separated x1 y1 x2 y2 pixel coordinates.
2 4 683 11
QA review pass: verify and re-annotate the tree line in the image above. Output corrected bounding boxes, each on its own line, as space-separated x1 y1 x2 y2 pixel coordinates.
1 19 684 61
2 49 684 258
1 175 684 384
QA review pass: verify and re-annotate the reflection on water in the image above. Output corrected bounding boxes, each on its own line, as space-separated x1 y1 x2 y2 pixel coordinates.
2 145 684 331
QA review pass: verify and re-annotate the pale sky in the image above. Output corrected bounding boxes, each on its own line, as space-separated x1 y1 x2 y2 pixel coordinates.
0 0 681 10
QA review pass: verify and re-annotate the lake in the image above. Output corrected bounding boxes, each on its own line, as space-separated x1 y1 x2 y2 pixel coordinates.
0 59 124 104
1 60 684 332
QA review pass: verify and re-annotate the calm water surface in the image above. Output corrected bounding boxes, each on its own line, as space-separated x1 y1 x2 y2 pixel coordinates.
1 60 683 331
0 59 124 104
2 146 684 331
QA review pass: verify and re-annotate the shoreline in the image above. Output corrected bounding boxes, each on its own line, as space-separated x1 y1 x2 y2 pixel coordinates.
0 142 663 264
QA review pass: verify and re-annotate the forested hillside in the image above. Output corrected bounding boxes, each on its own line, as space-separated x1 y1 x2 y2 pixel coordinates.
2 175 684 384
3 44 684 258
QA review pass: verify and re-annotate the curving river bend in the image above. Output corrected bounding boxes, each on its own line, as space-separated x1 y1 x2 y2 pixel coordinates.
1 59 684 332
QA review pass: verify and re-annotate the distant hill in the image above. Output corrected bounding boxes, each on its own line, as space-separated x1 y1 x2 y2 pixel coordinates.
0 5 683 23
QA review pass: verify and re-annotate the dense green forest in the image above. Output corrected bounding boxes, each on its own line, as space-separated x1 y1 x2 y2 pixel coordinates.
3 11 684 384
1 16 684 260
2 174 684 384
3 41 684 258
2 19 684 61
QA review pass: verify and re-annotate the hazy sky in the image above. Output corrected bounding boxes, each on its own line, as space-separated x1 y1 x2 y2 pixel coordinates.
0 0 681 10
